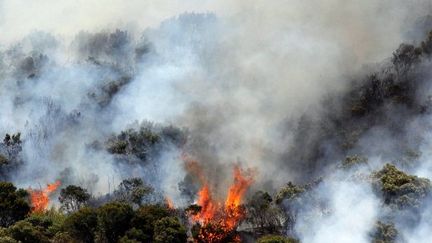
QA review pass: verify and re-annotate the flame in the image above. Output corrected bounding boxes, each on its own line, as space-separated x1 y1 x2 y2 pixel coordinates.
193 183 217 222
29 181 61 213
165 196 175 210
187 163 255 243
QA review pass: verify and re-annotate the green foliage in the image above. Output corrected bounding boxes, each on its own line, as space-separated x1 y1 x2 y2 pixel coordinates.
114 178 153 206
0 182 30 227
59 185 91 213
153 217 187 243
63 207 97 243
107 123 161 160
0 236 18 243
119 227 150 243
23 209 66 238
246 191 284 233
372 164 431 208
257 234 299 243
97 202 134 243
341 155 368 168
370 221 398 243
51 232 76 243
106 122 186 162
275 182 306 204
8 220 49 243
131 204 170 239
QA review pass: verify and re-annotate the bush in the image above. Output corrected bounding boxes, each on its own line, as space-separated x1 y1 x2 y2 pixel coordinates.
0 182 30 227
97 202 134 243
153 217 187 243
275 182 305 204
372 164 431 208
257 234 299 243
131 204 170 239
8 220 49 243
63 207 97 243
370 221 398 243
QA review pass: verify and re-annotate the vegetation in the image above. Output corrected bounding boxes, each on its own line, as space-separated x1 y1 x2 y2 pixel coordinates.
0 182 30 227
257 234 299 243
113 178 153 207
59 185 91 213
370 221 398 243
106 122 186 163
246 191 285 233
372 163 431 209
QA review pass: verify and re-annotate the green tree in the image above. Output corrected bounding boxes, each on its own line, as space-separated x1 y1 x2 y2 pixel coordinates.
372 163 431 208
23 210 66 239
257 235 299 243
114 178 153 206
59 185 91 213
118 228 149 243
153 217 187 243
370 221 398 243
97 202 133 243
0 182 30 227
63 207 97 243
131 204 170 239
8 220 49 243
275 182 305 204
246 191 284 233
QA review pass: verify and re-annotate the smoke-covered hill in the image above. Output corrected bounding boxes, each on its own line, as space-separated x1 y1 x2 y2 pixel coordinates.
2 1 432 243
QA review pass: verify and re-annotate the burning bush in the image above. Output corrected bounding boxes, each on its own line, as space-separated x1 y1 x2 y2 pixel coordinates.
28 181 61 213
186 164 255 243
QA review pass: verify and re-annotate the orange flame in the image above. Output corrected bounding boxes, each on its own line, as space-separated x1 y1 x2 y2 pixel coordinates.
187 163 255 243
29 181 61 213
165 196 175 210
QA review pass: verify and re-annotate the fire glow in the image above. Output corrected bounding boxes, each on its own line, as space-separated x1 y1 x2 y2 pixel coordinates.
186 160 255 243
28 180 61 213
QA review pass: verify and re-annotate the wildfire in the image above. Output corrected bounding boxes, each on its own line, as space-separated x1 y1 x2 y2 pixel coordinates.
187 163 255 243
165 196 175 210
28 180 61 213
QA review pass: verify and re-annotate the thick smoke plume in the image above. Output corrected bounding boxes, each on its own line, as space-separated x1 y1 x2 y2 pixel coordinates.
2 1 432 242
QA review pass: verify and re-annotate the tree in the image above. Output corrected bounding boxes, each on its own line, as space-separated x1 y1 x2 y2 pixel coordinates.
118 228 150 243
8 220 49 243
370 221 398 243
114 178 153 206
63 207 97 243
153 217 187 243
246 191 284 233
0 182 30 227
59 185 91 213
131 204 170 239
97 202 134 243
372 163 431 209
257 235 299 243
275 182 305 205
23 210 66 239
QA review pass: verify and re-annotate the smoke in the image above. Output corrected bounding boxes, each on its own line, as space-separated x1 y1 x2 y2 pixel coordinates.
1 1 432 242
294 178 380 243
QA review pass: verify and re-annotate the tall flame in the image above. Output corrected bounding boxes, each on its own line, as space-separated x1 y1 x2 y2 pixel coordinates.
186 162 255 243
29 181 61 213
